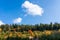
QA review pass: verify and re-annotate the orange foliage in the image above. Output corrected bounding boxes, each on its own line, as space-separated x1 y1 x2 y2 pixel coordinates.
28 30 34 36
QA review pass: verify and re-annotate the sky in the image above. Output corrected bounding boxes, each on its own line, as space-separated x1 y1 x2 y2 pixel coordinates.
0 0 60 25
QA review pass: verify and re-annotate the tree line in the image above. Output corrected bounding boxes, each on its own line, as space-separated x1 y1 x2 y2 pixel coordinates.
0 22 60 32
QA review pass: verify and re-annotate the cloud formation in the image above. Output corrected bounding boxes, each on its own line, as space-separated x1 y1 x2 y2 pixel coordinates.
22 1 44 16
13 17 22 24
0 20 4 25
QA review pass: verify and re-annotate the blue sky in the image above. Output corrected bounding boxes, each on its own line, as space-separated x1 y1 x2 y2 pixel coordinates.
0 0 60 25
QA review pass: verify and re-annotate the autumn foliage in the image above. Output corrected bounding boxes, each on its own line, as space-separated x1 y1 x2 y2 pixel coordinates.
0 23 60 40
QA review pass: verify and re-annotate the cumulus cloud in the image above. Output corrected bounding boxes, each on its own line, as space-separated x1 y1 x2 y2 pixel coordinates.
13 17 22 24
22 1 44 16
0 20 4 25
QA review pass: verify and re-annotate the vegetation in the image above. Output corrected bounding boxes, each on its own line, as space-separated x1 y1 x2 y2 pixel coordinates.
0 22 60 40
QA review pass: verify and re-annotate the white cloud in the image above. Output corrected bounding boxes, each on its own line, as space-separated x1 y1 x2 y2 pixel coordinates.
0 20 4 25
13 17 22 24
22 1 44 16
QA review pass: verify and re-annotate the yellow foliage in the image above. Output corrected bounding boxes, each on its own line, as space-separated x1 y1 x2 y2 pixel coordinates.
0 28 2 32
17 32 22 37
58 29 60 32
9 32 13 37
4 34 8 39
44 30 52 35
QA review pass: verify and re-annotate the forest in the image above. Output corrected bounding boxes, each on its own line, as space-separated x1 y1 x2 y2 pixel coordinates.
0 22 60 40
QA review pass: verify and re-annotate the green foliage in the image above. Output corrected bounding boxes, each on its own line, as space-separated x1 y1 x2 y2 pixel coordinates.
0 23 60 40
